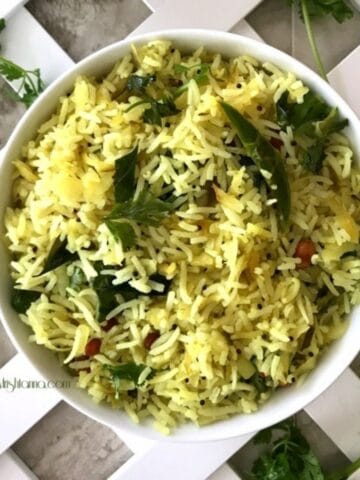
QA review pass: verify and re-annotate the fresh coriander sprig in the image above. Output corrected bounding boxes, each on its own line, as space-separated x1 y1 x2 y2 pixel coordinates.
287 0 354 81
0 57 45 107
251 417 360 480
0 20 44 107
301 0 327 80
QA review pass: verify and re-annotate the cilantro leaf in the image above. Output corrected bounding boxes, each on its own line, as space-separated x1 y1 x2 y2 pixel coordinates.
11 288 41 313
127 74 156 92
126 96 179 126
252 451 296 480
0 57 27 81
251 418 325 480
114 147 138 202
248 372 269 394
69 266 86 291
174 63 210 96
143 97 179 126
253 417 360 478
276 91 348 173
105 363 155 397
106 363 154 384
300 140 325 173
286 0 353 80
289 0 353 23
106 188 174 227
42 238 78 274
0 57 44 107
105 189 173 248
253 428 273 445
313 106 348 137
277 91 329 132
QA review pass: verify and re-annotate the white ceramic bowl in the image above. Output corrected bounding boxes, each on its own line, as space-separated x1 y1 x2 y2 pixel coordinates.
1 29 360 442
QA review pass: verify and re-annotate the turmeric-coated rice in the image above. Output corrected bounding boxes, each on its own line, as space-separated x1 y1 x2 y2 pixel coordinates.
5 40 360 434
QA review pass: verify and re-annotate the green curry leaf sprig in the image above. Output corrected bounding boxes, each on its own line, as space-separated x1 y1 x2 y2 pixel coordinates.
221 102 291 223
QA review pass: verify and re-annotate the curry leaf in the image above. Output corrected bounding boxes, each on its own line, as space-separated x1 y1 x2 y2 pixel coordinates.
93 274 120 321
221 102 291 223
114 147 138 202
42 238 78 274
11 288 41 313
93 264 171 321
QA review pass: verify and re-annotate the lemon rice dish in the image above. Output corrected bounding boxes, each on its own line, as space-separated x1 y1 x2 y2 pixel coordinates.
5 40 360 434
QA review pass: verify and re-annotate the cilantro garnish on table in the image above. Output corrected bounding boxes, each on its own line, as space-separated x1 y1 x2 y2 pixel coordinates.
0 18 45 107
251 417 360 480
287 0 354 81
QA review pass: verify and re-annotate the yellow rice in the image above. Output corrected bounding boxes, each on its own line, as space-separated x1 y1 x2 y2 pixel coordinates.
5 40 360 434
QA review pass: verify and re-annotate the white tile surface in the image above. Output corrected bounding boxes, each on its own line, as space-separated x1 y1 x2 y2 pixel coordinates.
129 0 262 36
0 450 38 480
0 354 60 455
329 45 360 118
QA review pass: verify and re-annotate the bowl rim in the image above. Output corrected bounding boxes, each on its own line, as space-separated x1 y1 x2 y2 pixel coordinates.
1 28 360 442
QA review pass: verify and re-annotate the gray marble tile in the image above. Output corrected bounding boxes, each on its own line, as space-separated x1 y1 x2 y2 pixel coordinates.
0 322 17 368
13 402 132 480
27 0 151 62
0 78 25 148
247 0 292 54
